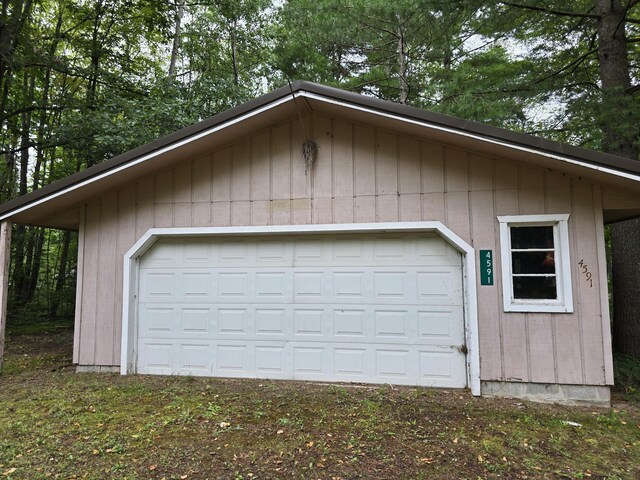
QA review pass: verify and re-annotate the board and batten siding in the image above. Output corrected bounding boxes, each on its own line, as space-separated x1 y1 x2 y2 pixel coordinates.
73 113 613 386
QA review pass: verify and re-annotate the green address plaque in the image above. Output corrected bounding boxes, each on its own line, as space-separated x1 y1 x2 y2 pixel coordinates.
480 250 494 286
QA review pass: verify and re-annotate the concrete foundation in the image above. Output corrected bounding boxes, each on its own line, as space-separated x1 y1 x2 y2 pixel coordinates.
76 365 119 373
481 381 610 406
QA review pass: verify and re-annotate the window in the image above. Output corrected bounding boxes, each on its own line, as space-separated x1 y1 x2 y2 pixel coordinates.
497 214 573 313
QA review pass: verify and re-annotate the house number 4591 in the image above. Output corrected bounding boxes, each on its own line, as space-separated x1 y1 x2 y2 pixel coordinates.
578 259 593 288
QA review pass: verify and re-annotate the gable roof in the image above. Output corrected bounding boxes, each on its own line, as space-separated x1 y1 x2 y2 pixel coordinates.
2 80 640 229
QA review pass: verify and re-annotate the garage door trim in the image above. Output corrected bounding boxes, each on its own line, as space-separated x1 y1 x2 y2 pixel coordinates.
121 222 480 395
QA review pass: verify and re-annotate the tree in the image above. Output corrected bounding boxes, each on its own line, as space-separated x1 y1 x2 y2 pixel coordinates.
459 0 640 358
273 0 538 126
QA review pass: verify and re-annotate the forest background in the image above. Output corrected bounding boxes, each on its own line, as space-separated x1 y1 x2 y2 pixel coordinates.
2 0 639 359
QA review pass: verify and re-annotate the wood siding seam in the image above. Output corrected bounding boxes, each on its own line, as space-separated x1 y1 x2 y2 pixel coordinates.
419 142 424 220
309 114 314 224
517 165 522 213
112 192 120 364
524 313 532 382
593 185 614 384
492 157 506 380
93 201 101 364
549 311 559 383
467 153 473 243
373 129 379 221
570 179 587 384
396 133 400 221
543 170 549 214
351 123 356 223
72 206 85 364
443 148 449 227
331 118 338 223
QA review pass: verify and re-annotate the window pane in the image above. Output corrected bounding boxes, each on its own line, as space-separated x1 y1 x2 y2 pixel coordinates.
510 226 554 249
512 251 555 274
513 276 557 300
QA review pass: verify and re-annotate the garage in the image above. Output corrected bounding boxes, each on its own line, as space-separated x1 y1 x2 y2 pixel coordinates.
134 231 467 388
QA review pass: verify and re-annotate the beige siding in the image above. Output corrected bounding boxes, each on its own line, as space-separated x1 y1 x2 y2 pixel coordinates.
76 113 612 386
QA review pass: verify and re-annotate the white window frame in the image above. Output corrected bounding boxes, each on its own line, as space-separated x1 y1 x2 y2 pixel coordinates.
497 214 573 313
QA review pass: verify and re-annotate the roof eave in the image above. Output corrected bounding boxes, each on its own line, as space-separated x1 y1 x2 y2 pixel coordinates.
2 80 640 226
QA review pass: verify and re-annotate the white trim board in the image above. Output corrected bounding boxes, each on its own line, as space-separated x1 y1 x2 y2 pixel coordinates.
120 221 481 396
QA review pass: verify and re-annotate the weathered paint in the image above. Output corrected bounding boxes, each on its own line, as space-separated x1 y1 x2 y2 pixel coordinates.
75 113 613 387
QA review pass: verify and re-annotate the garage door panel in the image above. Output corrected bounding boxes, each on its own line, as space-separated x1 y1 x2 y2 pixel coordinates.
217 344 249 374
419 350 458 381
293 346 327 376
293 308 326 336
374 310 411 339
179 343 211 373
139 342 174 374
181 307 210 333
334 347 367 377
139 267 462 306
217 308 248 335
136 233 466 387
418 308 465 344
255 346 287 374
142 272 176 299
333 309 367 337
139 306 176 334
143 242 177 266
255 308 287 335
417 270 463 303
139 303 464 346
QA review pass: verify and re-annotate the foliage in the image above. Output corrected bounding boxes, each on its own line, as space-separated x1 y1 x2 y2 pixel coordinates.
613 352 640 401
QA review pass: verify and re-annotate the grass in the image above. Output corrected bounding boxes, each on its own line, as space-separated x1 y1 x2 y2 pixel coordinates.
1 329 639 479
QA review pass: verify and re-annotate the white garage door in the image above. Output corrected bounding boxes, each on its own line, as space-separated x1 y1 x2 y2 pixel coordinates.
136 233 466 388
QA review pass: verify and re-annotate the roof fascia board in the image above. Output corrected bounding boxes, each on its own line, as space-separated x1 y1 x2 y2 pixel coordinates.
297 91 640 184
0 93 294 222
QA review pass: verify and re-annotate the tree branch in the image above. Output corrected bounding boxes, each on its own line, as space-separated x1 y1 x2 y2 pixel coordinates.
500 1 600 20
0 105 65 123
532 47 599 85
626 0 640 11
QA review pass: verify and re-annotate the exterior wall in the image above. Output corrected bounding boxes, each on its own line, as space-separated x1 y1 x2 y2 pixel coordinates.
74 113 613 386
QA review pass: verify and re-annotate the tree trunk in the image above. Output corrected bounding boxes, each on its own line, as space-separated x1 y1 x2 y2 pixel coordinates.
49 230 70 319
32 4 63 191
230 19 239 87
26 227 43 303
396 14 408 104
13 69 33 305
611 220 640 357
168 0 185 80
595 0 640 358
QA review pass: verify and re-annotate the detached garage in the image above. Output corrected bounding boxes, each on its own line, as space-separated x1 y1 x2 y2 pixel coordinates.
2 81 640 404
